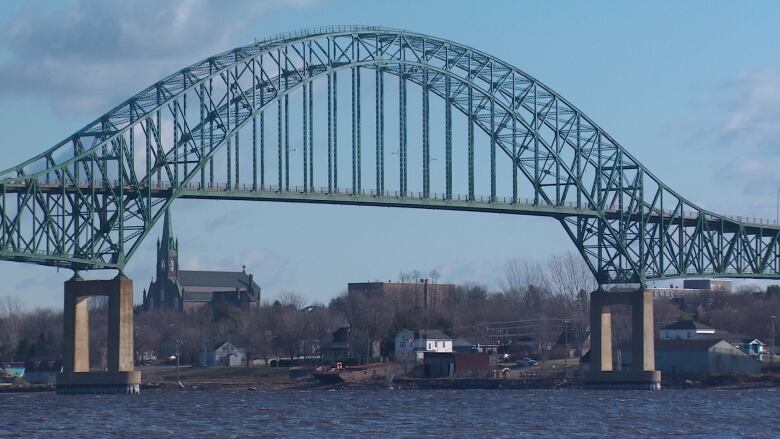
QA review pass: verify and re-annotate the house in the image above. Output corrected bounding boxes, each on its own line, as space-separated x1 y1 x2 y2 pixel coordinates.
198 341 247 367
394 329 453 363
660 320 769 360
320 327 351 364
659 320 716 340
719 334 768 361
619 339 761 378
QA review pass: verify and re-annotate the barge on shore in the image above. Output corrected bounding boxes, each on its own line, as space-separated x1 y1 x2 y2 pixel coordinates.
313 363 403 384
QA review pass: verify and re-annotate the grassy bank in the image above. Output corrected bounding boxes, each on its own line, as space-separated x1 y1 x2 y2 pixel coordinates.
139 365 298 389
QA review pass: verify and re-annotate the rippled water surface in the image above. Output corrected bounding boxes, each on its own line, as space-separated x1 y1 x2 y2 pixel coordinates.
1 388 778 438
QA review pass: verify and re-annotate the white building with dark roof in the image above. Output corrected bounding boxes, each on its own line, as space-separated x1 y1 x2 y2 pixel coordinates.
659 320 717 340
142 209 261 312
394 329 453 363
659 320 768 360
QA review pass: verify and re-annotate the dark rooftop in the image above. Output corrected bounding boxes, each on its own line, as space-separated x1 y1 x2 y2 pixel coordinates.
453 337 474 347
617 339 726 352
702 332 764 345
655 339 724 351
660 320 715 331
414 329 452 340
179 270 261 291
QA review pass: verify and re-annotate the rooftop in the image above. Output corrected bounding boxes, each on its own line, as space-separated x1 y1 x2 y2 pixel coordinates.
179 270 261 291
399 329 452 340
660 320 715 331
654 339 724 352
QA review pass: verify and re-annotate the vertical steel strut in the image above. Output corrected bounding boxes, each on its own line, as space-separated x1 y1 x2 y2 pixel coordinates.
303 82 308 192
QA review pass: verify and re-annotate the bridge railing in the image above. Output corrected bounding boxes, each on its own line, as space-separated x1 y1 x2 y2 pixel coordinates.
256 25 407 46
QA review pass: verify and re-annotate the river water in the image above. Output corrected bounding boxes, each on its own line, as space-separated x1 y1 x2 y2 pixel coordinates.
1 388 778 437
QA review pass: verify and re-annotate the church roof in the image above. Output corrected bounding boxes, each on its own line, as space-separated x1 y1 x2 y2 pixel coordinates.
178 270 261 291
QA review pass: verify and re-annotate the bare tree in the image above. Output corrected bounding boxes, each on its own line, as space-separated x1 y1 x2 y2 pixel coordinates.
0 296 24 358
276 291 306 310
429 269 441 283
547 252 597 300
503 258 547 292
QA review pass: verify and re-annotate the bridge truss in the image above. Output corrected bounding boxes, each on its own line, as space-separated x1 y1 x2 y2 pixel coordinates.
1 26 778 284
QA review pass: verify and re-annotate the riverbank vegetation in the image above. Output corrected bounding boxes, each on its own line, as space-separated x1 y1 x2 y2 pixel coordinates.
1 252 779 369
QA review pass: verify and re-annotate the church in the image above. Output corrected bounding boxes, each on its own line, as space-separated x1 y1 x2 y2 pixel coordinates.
142 209 261 312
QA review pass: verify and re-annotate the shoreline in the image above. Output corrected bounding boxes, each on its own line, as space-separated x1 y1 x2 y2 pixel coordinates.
3 371 778 393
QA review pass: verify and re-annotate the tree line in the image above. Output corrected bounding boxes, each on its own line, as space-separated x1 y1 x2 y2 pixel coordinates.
2 252 779 367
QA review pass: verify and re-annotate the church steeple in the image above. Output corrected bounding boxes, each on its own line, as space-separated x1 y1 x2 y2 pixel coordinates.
162 207 174 250
157 207 178 281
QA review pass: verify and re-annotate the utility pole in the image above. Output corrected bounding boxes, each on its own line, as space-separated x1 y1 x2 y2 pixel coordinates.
564 320 570 368
175 338 183 387
771 315 776 367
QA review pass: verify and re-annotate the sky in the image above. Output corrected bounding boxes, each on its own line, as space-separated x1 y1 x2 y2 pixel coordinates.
0 0 779 309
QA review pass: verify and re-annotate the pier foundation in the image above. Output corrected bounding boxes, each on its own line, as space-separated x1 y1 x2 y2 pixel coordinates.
56 273 141 394
585 288 661 390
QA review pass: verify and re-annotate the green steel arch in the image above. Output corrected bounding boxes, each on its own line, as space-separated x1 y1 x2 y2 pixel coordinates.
1 25 778 284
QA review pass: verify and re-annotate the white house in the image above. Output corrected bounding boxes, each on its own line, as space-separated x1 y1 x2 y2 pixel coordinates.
721 335 769 361
659 320 716 340
660 320 769 360
198 341 246 367
394 329 453 363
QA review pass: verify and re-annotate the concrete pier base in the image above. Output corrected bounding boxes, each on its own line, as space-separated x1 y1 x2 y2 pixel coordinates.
584 371 661 390
56 371 141 395
56 273 141 395
585 288 661 390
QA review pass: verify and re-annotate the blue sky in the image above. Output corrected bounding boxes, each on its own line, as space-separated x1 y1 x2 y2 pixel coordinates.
1 0 779 308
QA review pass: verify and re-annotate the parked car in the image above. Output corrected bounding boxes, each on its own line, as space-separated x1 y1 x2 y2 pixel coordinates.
514 357 538 367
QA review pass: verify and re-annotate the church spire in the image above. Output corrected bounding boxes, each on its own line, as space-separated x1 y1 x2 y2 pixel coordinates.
162 207 173 249
157 207 178 282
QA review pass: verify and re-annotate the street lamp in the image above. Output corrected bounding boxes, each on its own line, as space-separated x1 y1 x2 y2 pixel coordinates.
771 315 776 367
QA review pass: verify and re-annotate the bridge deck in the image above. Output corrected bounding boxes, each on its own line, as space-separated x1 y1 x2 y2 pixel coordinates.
3 181 778 230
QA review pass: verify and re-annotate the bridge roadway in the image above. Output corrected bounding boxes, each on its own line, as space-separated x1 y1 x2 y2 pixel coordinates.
3 180 778 231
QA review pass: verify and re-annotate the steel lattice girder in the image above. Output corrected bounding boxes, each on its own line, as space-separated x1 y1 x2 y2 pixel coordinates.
0 25 778 283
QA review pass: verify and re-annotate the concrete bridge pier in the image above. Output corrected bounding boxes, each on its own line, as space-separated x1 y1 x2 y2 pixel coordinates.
585 288 661 390
56 273 141 394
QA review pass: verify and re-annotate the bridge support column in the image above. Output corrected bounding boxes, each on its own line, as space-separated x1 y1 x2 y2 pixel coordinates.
589 296 612 372
57 273 141 395
585 288 660 390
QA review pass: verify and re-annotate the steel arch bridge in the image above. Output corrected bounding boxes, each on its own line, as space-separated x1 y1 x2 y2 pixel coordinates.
1 25 778 285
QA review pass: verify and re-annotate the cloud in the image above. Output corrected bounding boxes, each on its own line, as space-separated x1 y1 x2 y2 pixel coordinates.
716 68 780 153
669 68 780 217
0 0 316 113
